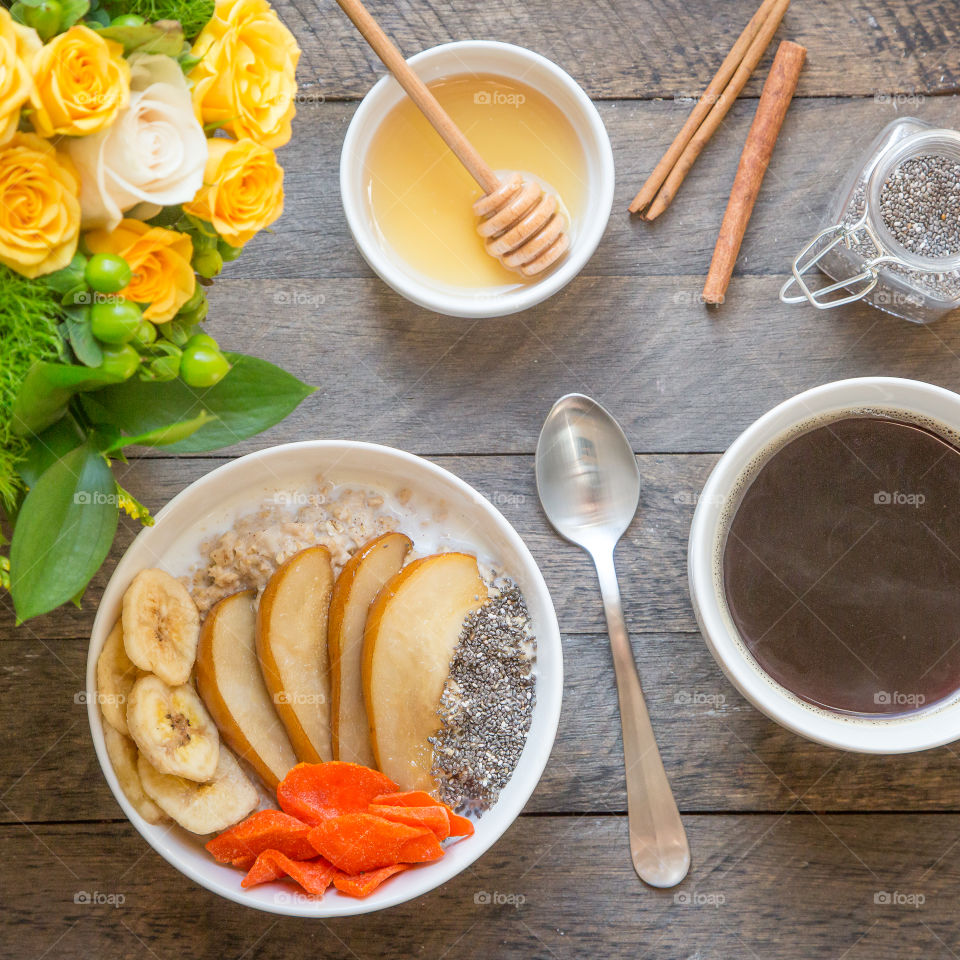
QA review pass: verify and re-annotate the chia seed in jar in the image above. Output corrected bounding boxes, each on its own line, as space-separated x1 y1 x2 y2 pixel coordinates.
842 153 960 301
429 581 536 814
879 155 960 258
783 118 960 323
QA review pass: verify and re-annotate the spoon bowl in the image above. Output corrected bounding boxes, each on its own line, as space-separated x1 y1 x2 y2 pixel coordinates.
535 394 641 549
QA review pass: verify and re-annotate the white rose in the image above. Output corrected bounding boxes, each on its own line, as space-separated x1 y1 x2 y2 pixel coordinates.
67 53 207 230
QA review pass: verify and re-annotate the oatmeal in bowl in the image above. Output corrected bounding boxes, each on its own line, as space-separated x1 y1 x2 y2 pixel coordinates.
86 441 562 917
186 482 404 615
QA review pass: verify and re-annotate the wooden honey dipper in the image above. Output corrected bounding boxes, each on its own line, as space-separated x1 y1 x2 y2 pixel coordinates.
336 0 570 277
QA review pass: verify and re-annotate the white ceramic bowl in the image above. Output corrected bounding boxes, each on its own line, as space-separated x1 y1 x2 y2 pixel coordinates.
87 441 563 916
689 378 960 754
340 40 615 318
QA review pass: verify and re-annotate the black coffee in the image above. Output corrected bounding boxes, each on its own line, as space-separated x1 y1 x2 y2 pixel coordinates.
722 416 960 715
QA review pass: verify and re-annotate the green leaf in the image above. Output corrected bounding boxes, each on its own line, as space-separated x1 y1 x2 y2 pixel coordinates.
11 362 124 437
63 308 103 367
90 422 122 452
146 204 183 228
202 117 233 134
97 21 184 55
90 353 315 453
183 214 218 240
101 410 216 451
9 441 119 622
60 0 90 29
60 0 90 27
43 253 87 295
17 417 85 490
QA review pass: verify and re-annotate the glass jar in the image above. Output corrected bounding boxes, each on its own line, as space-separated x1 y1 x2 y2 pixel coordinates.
780 118 960 323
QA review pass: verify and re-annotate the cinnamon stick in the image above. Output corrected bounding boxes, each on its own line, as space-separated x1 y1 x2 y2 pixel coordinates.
628 0 781 215
643 0 791 221
702 40 806 305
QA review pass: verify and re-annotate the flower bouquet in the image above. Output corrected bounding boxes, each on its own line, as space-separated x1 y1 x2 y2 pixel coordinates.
0 0 312 621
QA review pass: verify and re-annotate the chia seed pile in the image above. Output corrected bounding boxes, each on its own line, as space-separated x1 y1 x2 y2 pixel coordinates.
429 582 536 813
879 155 960 258
842 153 960 301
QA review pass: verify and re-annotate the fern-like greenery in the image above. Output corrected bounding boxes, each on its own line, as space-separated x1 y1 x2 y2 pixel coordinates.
0 266 62 511
106 0 215 38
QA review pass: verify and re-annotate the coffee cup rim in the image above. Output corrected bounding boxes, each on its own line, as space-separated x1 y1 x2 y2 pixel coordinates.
688 377 960 753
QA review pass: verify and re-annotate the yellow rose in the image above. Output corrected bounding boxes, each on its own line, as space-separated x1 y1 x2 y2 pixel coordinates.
190 0 300 149
30 25 130 138
86 220 195 322
0 133 80 278
0 10 40 145
183 137 284 246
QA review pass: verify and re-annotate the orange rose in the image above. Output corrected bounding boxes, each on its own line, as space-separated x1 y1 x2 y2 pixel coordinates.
189 0 300 148
0 133 80 277
29 25 130 138
86 220 195 322
183 137 283 246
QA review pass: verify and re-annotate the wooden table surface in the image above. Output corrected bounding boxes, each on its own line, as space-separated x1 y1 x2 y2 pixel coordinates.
3 0 960 957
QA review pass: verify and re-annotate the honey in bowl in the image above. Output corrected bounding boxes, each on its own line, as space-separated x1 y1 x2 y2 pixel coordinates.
362 74 587 291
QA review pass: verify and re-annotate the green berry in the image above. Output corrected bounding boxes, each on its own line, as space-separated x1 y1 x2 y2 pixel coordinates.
25 0 62 41
180 344 230 388
98 343 140 380
184 332 219 352
132 319 157 347
85 253 132 294
110 13 145 26
180 284 206 314
192 249 223 279
90 299 142 344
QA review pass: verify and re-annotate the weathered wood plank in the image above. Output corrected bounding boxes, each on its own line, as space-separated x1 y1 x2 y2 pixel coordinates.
8 621 960 823
2 816 958 959
236 96 960 281
276 0 960 100
172 274 960 459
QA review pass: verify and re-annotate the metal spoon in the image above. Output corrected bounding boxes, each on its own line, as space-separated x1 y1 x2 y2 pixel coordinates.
535 393 690 888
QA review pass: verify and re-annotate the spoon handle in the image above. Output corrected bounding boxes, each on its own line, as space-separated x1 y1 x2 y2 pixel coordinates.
593 549 691 888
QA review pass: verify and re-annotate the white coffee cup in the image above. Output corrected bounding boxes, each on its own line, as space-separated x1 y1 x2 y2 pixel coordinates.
688 377 960 753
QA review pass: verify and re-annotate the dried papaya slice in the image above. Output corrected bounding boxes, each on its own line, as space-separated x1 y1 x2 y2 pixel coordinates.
368 804 451 841
308 813 443 874
206 810 315 868
278 762 398 825
398 830 445 864
371 790 439 807
332 863 410 898
445 810 475 838
240 849 338 897
371 790 475 837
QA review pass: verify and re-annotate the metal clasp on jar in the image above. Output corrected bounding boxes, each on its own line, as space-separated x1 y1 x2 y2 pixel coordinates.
780 210 905 309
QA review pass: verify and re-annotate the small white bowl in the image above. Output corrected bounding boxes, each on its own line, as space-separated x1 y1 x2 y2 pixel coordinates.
340 40 614 318
689 378 960 754
87 440 562 916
